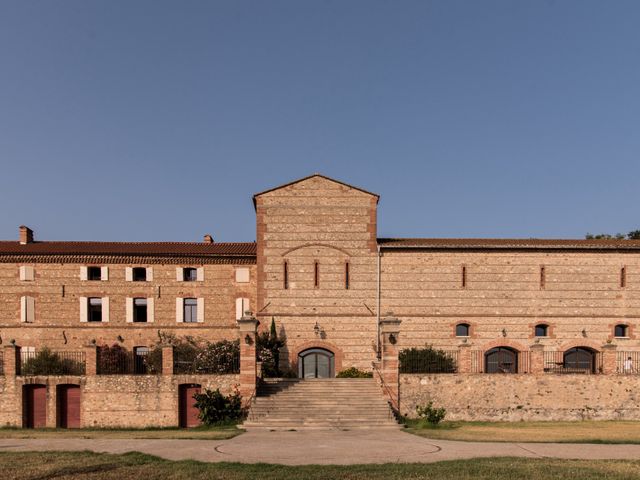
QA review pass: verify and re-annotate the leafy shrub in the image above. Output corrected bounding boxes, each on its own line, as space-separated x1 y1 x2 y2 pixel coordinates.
336 367 373 378
97 344 129 374
416 401 446 426
194 339 240 374
192 387 246 425
256 318 285 377
399 346 457 373
21 348 85 376
151 332 239 374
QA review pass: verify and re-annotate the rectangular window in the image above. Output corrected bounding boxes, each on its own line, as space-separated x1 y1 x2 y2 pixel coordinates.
621 266 627 288
88 267 102 281
133 267 147 282
20 296 35 323
133 298 148 323
314 261 319 288
183 298 197 323
235 268 250 283
134 346 149 374
183 268 197 282
345 262 350 290
462 265 467 288
88 298 102 322
19 266 35 281
540 266 546 290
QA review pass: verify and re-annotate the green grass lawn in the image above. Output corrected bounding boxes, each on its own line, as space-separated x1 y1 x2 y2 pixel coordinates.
0 425 242 440
405 420 640 444
1 451 640 479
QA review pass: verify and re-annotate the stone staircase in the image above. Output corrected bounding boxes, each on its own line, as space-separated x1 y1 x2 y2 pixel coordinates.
243 378 400 430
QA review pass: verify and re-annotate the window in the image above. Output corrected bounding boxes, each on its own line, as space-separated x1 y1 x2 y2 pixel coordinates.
19 266 35 281
563 347 596 373
133 298 148 323
621 266 627 288
134 346 149 374
455 323 470 337
183 268 197 282
88 298 102 322
133 268 147 282
235 268 250 283
540 266 546 289
183 298 197 323
615 324 629 338
88 267 102 281
485 347 518 374
461 265 467 288
345 262 350 290
20 296 35 323
314 261 319 288
284 261 289 289
534 324 548 337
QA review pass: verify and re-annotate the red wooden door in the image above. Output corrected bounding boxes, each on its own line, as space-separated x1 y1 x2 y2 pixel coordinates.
179 384 201 428
24 385 46 428
58 385 81 428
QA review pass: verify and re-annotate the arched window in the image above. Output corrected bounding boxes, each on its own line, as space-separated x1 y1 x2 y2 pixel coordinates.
485 347 518 373
614 324 629 338
534 324 548 337
455 323 470 337
563 347 596 373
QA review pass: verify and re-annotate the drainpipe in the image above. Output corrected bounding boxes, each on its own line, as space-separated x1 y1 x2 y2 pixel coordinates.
377 244 381 359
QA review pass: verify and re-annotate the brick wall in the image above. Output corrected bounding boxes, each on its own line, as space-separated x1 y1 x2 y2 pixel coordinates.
400 373 640 421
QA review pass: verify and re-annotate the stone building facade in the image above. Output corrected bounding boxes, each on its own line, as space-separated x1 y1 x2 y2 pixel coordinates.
2 173 640 426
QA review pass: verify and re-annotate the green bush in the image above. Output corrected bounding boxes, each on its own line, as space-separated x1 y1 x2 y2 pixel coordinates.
194 339 240 374
416 401 446 426
256 318 285 377
336 367 373 378
399 346 457 373
21 348 85 376
192 388 246 425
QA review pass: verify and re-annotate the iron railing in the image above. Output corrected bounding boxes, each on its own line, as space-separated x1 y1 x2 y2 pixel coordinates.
19 349 86 376
543 351 603 374
173 351 240 374
471 350 530 374
97 348 153 375
399 349 458 373
616 351 640 374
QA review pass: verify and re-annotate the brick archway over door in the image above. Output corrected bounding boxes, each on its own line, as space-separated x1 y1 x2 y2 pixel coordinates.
291 340 344 374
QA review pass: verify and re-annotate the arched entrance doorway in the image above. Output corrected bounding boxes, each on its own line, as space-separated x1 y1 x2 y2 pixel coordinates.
485 347 518 373
298 348 335 378
563 347 597 373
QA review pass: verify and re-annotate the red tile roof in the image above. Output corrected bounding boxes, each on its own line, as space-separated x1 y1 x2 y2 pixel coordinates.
0 241 256 257
377 238 640 250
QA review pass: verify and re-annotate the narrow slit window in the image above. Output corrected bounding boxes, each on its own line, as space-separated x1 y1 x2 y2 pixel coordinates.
462 266 467 288
621 266 627 288
540 266 546 290
314 261 319 288
345 262 350 290
283 261 289 290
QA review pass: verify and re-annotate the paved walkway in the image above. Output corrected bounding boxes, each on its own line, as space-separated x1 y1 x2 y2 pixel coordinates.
1 429 640 465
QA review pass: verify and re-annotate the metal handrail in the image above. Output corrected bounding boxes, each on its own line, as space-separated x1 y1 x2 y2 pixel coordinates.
371 361 397 418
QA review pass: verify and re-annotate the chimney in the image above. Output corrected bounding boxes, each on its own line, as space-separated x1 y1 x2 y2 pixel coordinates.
203 234 214 244
19 225 34 244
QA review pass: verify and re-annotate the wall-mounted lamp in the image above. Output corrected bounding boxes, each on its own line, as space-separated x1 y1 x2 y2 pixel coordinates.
501 328 507 337
244 334 253 345
117 335 124 343
388 333 397 345
581 329 588 338
91 338 97 345
10 339 16 345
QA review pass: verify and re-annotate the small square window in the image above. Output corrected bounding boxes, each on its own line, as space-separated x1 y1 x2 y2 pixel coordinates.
87 267 102 281
183 268 197 282
455 323 470 337
88 298 102 322
184 298 197 323
615 324 629 338
132 267 147 282
534 324 548 337
133 298 148 323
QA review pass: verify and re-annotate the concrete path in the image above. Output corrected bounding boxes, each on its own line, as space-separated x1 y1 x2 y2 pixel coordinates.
1 429 640 465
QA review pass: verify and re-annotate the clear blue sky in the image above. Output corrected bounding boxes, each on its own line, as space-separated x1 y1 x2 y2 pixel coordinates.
1 0 639 242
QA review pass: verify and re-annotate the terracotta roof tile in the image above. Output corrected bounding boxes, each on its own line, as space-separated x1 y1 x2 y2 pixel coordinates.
0 241 256 257
377 238 640 250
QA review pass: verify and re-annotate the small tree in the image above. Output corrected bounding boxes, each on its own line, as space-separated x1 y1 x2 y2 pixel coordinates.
192 387 246 425
416 401 446 427
257 318 284 377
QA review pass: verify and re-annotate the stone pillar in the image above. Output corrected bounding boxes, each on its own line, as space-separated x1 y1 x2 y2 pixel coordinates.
601 343 617 374
85 344 98 376
457 343 471 374
529 343 545 375
162 345 174 375
238 313 260 404
3 344 19 376
380 314 401 411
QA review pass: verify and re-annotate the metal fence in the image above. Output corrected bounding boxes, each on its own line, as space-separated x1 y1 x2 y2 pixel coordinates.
97 348 154 375
173 351 240 374
543 351 603 374
19 349 86 376
399 349 458 373
471 349 530 374
616 352 640 374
